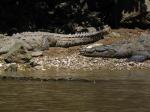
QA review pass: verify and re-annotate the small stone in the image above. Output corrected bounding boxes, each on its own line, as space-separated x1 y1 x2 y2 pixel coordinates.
31 51 43 57
29 61 39 67
0 63 3 67
5 63 18 72
3 43 32 63
111 32 121 38
128 62 135 66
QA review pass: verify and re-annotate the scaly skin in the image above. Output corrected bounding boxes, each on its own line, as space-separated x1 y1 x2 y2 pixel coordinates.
0 26 110 55
12 27 109 48
80 34 150 62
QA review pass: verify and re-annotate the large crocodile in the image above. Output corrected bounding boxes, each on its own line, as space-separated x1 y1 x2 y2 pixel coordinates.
12 27 109 48
80 33 150 62
0 27 109 63
0 27 109 52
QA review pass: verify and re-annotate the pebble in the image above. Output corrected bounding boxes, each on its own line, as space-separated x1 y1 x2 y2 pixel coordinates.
27 53 150 71
31 51 43 57
0 63 3 67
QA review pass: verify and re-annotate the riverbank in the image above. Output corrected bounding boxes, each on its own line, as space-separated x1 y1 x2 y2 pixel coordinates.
0 28 150 80
15 28 150 71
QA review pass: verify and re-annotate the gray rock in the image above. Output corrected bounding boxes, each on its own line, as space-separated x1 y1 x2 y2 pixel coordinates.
3 43 32 63
31 51 43 57
5 63 17 72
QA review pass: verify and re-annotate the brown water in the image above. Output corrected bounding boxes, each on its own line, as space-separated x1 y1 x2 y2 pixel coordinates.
0 79 150 112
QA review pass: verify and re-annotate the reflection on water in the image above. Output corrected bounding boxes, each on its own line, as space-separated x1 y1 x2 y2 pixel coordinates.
0 80 150 112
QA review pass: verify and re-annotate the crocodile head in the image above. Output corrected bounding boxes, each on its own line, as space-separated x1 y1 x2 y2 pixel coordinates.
80 43 150 62
80 44 117 58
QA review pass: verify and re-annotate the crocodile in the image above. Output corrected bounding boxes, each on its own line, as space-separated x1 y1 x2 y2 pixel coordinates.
0 26 109 63
0 27 109 52
12 29 109 48
80 33 150 62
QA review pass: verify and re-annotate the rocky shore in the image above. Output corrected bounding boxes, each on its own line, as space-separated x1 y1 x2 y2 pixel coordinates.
0 28 149 74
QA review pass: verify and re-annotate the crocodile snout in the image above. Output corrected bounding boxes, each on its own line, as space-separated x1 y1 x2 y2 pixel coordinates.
80 43 103 55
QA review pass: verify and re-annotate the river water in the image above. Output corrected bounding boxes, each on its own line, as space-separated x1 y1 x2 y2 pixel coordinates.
0 77 150 112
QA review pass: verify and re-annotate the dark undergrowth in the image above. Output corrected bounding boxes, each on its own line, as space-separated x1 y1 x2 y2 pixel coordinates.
0 0 149 35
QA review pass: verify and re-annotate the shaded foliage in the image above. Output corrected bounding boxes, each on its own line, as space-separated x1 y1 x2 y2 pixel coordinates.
0 0 103 34
0 0 148 34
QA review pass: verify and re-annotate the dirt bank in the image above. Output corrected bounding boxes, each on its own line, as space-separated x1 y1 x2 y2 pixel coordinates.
0 28 150 80
31 28 150 70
